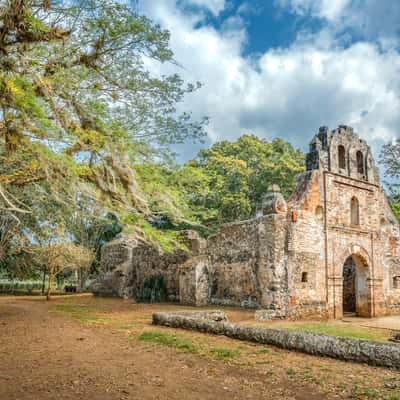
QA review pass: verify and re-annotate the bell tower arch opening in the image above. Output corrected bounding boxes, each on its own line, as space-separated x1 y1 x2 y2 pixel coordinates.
356 150 364 174
338 145 346 170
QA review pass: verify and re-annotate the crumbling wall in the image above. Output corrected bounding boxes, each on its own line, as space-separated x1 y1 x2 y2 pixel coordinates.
206 219 261 307
92 231 202 301
201 186 289 312
179 256 210 306
130 245 188 302
94 126 400 320
91 235 138 297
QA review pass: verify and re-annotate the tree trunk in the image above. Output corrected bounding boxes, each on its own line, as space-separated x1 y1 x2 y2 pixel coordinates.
78 268 86 292
46 272 53 301
41 267 46 295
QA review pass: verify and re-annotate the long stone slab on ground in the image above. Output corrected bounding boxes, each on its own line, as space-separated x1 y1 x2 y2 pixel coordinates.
152 311 400 369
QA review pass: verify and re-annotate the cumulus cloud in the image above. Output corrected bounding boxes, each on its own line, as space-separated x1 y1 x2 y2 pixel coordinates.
276 0 400 48
139 0 400 161
186 0 226 16
275 0 350 21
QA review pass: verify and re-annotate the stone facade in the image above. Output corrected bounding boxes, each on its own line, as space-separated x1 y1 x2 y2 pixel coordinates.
93 126 400 319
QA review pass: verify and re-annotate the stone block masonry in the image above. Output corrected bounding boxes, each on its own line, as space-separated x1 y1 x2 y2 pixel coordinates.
153 311 400 370
94 125 400 320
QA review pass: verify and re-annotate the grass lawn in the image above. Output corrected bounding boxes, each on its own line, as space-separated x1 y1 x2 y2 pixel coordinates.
253 320 392 343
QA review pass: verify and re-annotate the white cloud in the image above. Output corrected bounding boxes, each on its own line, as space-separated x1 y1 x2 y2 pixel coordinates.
140 0 400 162
276 0 350 21
186 0 226 16
276 0 400 48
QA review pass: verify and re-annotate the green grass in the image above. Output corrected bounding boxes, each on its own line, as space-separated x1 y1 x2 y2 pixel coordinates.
387 393 400 400
137 331 241 360
52 304 110 324
270 322 391 342
138 331 197 353
362 388 379 399
286 368 296 377
118 323 142 330
350 384 381 399
210 347 240 359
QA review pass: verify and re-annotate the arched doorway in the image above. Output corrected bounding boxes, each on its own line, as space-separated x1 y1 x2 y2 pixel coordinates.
342 252 371 317
343 256 356 314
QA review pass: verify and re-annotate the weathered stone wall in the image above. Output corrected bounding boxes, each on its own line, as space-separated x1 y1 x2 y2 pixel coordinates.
92 235 189 300
95 125 400 320
179 256 209 306
129 245 188 301
205 219 261 307
291 125 400 319
196 209 288 311
306 125 379 184
92 235 138 297
286 171 327 318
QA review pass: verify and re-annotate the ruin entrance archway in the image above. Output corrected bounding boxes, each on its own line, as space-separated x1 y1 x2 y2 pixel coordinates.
341 250 372 317
342 256 356 314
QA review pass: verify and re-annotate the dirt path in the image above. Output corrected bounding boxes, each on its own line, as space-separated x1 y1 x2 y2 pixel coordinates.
0 297 334 400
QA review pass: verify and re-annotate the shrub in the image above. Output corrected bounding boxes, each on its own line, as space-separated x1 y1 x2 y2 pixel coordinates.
136 274 167 303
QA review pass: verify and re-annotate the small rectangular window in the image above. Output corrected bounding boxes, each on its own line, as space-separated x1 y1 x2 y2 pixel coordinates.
301 272 308 283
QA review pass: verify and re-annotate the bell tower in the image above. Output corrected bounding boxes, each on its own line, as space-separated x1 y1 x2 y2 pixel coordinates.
306 125 379 184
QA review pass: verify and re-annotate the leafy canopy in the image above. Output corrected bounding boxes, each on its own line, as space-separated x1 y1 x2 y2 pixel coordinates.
186 135 305 226
0 0 206 255
380 138 400 220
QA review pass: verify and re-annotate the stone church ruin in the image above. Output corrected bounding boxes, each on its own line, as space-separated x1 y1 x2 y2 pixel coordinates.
92 126 400 319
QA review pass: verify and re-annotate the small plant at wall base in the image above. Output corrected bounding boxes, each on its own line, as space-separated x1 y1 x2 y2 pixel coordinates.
136 275 167 303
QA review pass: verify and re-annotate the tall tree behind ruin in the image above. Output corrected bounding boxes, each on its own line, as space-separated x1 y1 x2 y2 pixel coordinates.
380 138 400 219
186 135 305 226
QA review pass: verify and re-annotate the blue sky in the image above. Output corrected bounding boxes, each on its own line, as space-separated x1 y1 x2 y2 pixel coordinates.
190 0 323 54
138 0 400 163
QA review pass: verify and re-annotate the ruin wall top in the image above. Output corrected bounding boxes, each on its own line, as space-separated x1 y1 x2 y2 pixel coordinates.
306 125 380 185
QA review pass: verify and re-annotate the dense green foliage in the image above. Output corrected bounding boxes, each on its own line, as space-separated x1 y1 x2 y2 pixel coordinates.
380 139 400 220
132 135 305 232
187 135 305 225
0 0 206 271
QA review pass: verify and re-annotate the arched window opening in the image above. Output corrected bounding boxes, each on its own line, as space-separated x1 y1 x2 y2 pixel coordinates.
351 197 360 225
356 151 364 174
338 145 346 169
315 205 323 220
